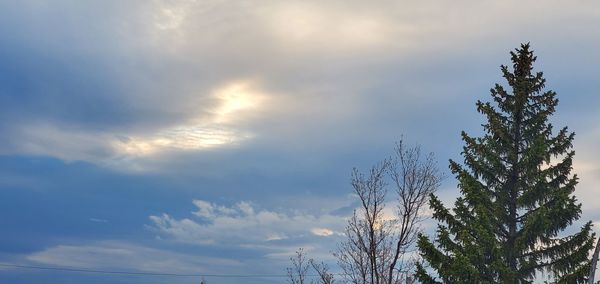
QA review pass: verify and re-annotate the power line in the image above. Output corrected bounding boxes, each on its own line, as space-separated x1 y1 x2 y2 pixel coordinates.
0 263 294 278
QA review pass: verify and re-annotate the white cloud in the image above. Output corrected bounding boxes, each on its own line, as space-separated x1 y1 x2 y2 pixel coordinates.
191 199 215 218
26 241 241 274
149 199 346 246
572 127 600 216
310 228 335 237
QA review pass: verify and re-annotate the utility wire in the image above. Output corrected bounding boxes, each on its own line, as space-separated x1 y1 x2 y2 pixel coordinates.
0 263 283 278
0 263 338 278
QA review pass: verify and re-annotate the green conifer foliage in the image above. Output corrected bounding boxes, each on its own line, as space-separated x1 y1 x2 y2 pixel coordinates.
416 44 595 283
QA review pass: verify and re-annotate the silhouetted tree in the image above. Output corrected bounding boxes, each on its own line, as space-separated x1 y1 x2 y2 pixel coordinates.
416 43 595 283
335 141 442 284
287 248 336 284
288 248 310 284
310 259 336 284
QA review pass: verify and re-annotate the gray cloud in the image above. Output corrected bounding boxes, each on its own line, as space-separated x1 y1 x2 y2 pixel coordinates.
2 0 600 169
3 0 600 224
2 2 600 282
26 241 242 274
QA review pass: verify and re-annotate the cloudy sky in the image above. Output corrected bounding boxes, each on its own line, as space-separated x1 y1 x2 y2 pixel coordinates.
1 1 600 283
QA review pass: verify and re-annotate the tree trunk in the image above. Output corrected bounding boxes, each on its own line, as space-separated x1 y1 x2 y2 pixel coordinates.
587 237 600 284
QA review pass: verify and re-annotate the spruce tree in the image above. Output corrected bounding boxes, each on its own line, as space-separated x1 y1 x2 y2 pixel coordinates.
416 43 595 283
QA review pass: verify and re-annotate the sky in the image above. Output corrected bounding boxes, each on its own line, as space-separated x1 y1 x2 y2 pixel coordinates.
1 1 600 283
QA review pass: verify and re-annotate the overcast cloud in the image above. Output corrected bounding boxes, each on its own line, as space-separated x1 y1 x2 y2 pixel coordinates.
1 1 600 283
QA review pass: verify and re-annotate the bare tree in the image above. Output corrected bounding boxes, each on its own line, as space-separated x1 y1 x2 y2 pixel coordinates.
334 141 442 284
287 248 336 284
310 259 336 284
334 160 396 284
287 248 310 284
386 141 441 284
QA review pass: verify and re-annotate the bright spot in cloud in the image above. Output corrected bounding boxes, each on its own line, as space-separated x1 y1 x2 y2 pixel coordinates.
114 81 264 156
113 127 251 156
213 81 263 123
311 228 334 237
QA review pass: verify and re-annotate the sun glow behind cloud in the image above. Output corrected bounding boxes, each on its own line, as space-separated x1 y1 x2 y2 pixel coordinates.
213 81 263 123
113 81 264 156
112 127 250 156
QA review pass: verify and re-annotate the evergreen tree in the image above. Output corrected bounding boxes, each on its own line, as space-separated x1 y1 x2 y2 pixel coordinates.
416 43 595 283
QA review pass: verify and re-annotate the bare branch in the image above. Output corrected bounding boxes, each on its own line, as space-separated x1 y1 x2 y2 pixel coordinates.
387 140 443 284
335 139 442 284
287 248 310 284
310 259 336 284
